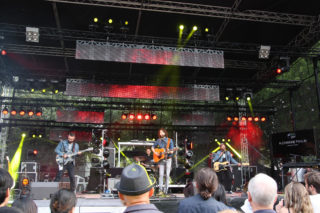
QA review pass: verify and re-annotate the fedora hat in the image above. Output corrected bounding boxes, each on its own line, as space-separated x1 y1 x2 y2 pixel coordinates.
116 163 155 196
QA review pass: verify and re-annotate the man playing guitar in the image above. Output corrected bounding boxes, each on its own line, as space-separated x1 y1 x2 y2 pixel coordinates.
213 143 240 194
54 132 81 192
151 128 174 195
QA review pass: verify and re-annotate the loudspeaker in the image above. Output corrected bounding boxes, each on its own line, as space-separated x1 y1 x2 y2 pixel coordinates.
86 167 105 192
31 182 59 200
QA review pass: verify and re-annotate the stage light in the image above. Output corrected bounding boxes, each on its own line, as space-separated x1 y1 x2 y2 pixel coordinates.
42 89 46 93
54 89 59 94
184 160 194 169
186 150 193 159
192 26 198 31
241 116 247 121
19 109 26 116
227 139 231 142
144 114 150 120
2 108 9 115
33 149 38 155
259 45 271 59
32 134 36 138
22 177 29 187
179 25 184 30
227 116 232 122
21 133 26 138
261 116 266 122
11 109 17 116
222 139 225 142
103 160 110 169
214 139 218 142
129 113 135 120
30 88 35 92
248 116 253 122
108 19 113 24
225 96 230 101
38 134 42 138
36 109 42 117
1 50 6 56
121 114 127 120
27 110 34 117
103 149 110 158
254 116 259 122
205 28 209 32
234 116 239 122
91 158 100 164
235 96 240 101
93 147 100 154
276 68 282 74
151 114 157 120
125 21 129 25
186 141 193 150
26 27 39 43
136 114 143 120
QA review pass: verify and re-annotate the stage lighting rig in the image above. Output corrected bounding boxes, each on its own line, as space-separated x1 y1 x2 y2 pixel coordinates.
26 27 39 43
259 45 271 59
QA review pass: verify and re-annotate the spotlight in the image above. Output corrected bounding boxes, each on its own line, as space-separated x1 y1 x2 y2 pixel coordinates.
38 134 42 138
121 114 127 120
144 114 150 120
91 158 100 164
28 110 34 117
204 27 209 32
227 116 232 122
259 45 271 59
30 88 35 93
241 116 247 121
108 19 113 24
129 113 135 120
244 92 252 101
124 21 129 25
151 114 157 120
261 116 266 122
33 149 38 155
248 116 253 122
93 17 98 23
11 109 17 116
42 89 46 93
2 108 9 115
22 177 29 187
32 134 36 138
26 27 39 43
192 26 198 31
54 89 59 94
93 147 100 154
136 114 143 120
222 139 225 142
184 160 194 169
35 109 42 117
19 109 26 116
276 68 282 74
21 133 26 137
225 96 230 101
179 25 184 30
103 160 110 169
1 49 6 56
234 116 239 122
103 149 110 158
227 139 231 142
254 116 259 122
186 150 193 159
235 96 240 101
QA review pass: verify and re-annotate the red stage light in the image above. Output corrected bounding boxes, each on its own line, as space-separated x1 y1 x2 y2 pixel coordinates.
11 109 17 116
22 178 29 186
234 116 239 122
121 114 127 120
28 110 34 116
136 114 143 120
144 114 150 120
151 114 157 120
241 116 247 121
276 68 282 74
1 50 6 56
36 111 42 117
261 116 266 122
254 116 259 122
2 108 9 115
19 110 26 116
33 149 38 155
227 116 232 122
248 116 253 122
129 114 135 120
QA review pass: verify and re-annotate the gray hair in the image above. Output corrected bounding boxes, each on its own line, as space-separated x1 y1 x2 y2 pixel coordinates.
248 173 277 207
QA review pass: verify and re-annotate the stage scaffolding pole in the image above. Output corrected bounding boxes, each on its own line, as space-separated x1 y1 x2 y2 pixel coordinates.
313 57 320 119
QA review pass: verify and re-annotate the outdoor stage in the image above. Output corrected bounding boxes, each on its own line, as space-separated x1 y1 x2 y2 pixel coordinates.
34 192 247 213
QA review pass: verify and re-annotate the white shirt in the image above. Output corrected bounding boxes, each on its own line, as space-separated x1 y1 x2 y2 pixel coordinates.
310 194 320 213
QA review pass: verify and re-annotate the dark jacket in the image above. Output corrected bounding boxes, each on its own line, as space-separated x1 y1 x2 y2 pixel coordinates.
124 204 163 213
178 194 232 213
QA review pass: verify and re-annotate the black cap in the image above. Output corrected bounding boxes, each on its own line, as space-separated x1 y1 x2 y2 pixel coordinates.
116 163 155 196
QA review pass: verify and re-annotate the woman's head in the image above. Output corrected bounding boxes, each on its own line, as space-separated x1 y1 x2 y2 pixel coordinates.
284 182 313 213
195 168 218 200
12 197 37 213
50 189 77 213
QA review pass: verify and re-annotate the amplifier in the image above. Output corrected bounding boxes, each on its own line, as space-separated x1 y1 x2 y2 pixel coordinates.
31 182 59 200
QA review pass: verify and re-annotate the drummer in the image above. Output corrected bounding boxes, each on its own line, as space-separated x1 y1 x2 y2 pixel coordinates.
140 147 153 168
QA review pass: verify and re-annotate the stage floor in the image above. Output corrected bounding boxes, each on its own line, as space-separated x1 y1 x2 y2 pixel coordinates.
34 192 246 213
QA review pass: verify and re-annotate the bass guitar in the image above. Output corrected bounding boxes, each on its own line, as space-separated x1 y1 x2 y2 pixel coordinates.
153 147 179 163
56 147 93 166
213 161 249 172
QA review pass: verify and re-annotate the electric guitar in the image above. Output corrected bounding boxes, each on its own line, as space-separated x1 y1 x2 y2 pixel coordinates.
213 161 249 172
153 147 179 163
56 147 93 166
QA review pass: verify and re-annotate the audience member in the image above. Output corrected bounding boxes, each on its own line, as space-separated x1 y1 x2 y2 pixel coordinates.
50 189 77 213
178 167 232 213
183 178 195 198
213 183 228 205
0 168 14 207
247 173 278 213
275 182 313 213
0 207 23 213
12 197 37 213
304 171 320 212
116 163 162 213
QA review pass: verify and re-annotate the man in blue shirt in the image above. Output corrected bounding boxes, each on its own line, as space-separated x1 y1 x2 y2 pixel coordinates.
213 143 240 193
151 128 174 195
54 132 81 192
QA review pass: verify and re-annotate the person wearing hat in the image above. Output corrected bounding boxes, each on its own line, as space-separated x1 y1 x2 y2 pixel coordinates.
116 163 163 213
213 143 240 194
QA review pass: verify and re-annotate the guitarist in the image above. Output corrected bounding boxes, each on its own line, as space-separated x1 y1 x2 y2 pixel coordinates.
151 128 174 195
54 132 81 192
213 143 240 194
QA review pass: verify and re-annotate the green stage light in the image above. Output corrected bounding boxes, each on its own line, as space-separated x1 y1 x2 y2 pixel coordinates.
21 133 26 138
192 26 198 31
205 28 209 32
93 17 98 23
125 21 129 25
179 25 184 30
108 19 113 24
